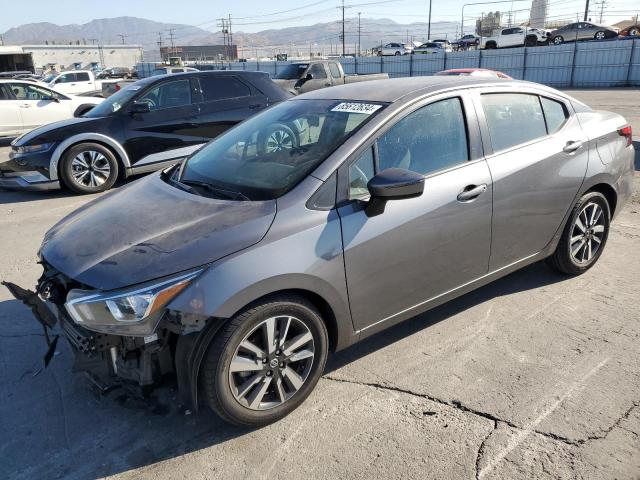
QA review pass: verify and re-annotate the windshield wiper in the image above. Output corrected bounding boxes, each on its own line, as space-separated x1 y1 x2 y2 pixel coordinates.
160 166 201 195
180 179 250 201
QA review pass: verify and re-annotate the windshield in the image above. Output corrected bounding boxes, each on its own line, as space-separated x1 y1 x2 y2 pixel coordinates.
179 99 385 200
274 64 308 80
84 84 143 117
42 74 56 83
152 68 168 76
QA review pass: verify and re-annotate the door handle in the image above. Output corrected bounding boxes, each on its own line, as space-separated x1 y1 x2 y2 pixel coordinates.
457 184 487 202
563 140 583 153
20 104 31 108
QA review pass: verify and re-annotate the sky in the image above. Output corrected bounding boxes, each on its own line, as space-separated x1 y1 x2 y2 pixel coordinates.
1 0 638 34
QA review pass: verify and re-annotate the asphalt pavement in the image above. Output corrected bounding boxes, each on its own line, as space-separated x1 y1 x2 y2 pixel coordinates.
0 88 639 480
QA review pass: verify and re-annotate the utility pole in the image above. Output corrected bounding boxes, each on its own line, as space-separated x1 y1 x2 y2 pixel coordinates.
157 32 164 62
228 14 234 60
596 0 607 23
167 28 176 59
427 0 433 40
358 12 362 57
583 0 590 20
341 0 346 56
116 33 127 45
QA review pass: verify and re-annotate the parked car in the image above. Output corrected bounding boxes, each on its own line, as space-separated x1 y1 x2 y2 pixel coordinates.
5 76 634 426
272 60 388 95
454 34 480 49
42 70 103 95
434 68 512 79
618 23 640 37
97 67 133 79
101 78 137 97
482 26 549 48
377 42 411 56
550 22 618 44
0 80 102 138
0 71 290 192
412 42 452 54
151 66 199 76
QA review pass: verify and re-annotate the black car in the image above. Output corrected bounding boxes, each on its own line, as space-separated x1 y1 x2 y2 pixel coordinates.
0 71 291 193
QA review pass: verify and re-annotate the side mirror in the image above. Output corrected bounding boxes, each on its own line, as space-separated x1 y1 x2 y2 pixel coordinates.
44 95 59 103
365 168 424 217
129 101 151 114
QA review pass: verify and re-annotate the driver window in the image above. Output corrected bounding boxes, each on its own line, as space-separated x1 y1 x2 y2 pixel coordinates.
349 147 375 199
308 64 327 79
138 79 191 110
9 84 53 101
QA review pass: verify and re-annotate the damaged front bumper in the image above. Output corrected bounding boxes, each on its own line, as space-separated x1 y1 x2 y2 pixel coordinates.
3 266 219 410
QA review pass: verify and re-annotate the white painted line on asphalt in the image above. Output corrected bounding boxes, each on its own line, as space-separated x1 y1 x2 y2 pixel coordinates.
478 356 610 479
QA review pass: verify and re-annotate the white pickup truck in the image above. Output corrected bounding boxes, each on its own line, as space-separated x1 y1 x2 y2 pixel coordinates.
482 27 550 49
41 70 106 95
272 60 388 95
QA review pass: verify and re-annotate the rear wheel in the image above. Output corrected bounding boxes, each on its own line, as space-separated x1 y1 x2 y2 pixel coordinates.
594 31 606 40
630 27 639 36
525 35 538 46
546 191 610 275
553 35 564 45
201 295 329 426
485 41 497 49
395 51 401 56
59 142 119 194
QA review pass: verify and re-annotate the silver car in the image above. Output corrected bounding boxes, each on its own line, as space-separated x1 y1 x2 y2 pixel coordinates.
7 77 634 426
550 21 618 44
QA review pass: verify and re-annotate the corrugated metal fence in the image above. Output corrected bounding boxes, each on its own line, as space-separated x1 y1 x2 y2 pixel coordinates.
190 38 640 88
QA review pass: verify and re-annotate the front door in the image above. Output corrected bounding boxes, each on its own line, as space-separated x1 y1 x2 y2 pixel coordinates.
338 95 493 331
298 64 331 94
7 83 72 131
123 78 205 167
474 90 589 270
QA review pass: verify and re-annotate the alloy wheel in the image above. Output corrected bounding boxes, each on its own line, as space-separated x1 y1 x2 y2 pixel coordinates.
71 150 111 188
595 31 606 40
265 129 294 153
630 28 639 36
228 315 315 411
570 202 606 264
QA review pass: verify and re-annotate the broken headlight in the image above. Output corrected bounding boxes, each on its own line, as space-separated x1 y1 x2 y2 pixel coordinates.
65 270 201 336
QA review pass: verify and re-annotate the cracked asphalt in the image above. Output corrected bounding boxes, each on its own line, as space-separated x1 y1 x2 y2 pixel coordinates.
1 88 639 480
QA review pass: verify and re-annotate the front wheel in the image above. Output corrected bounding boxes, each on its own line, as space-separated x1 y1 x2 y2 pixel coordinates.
553 35 564 45
200 295 329 426
594 31 606 40
59 142 119 194
630 27 639 36
395 51 401 56
546 191 610 275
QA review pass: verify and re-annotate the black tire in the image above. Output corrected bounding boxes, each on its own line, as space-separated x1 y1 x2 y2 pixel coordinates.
594 31 606 40
486 41 497 49
630 27 639 37
395 51 401 55
258 123 299 155
525 35 538 47
553 35 564 45
546 191 610 275
59 142 119 194
200 295 329 426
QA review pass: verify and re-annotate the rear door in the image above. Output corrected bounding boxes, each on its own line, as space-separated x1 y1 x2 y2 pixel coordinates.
191 74 265 139
472 89 589 270
74 72 94 92
338 93 493 332
0 84 23 136
122 77 205 167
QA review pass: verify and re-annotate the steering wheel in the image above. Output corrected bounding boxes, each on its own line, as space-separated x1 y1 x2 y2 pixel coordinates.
140 98 156 109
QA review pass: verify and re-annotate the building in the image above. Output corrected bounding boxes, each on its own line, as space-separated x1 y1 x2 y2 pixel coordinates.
160 45 238 62
529 0 548 29
0 44 143 73
476 11 502 36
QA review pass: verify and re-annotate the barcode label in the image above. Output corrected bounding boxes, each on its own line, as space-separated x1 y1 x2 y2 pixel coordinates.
331 102 382 115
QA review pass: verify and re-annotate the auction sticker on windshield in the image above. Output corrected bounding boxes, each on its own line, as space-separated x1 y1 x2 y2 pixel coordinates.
331 102 382 115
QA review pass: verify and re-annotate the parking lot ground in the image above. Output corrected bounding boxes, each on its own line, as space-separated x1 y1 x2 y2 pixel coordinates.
1 88 640 480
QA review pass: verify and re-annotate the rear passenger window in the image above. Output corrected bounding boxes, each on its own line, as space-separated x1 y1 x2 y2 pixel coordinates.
76 72 90 81
198 76 251 101
481 93 546 151
540 97 568 134
377 98 469 176
329 63 341 79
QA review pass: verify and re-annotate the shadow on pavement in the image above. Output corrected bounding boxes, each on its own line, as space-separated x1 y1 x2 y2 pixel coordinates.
0 260 566 479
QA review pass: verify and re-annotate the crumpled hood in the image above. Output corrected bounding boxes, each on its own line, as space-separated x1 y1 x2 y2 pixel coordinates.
272 79 299 95
40 173 276 290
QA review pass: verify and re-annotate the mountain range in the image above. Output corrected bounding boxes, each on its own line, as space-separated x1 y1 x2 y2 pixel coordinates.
1 16 464 60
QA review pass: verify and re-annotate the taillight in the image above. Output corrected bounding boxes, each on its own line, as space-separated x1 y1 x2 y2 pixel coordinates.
618 125 632 146
115 84 121 92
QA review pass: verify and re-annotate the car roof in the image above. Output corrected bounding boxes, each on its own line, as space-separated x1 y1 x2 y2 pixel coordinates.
298 76 530 103
136 69 271 85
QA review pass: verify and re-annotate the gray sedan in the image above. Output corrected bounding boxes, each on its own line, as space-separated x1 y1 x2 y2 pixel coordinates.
7 77 635 426
550 21 618 44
